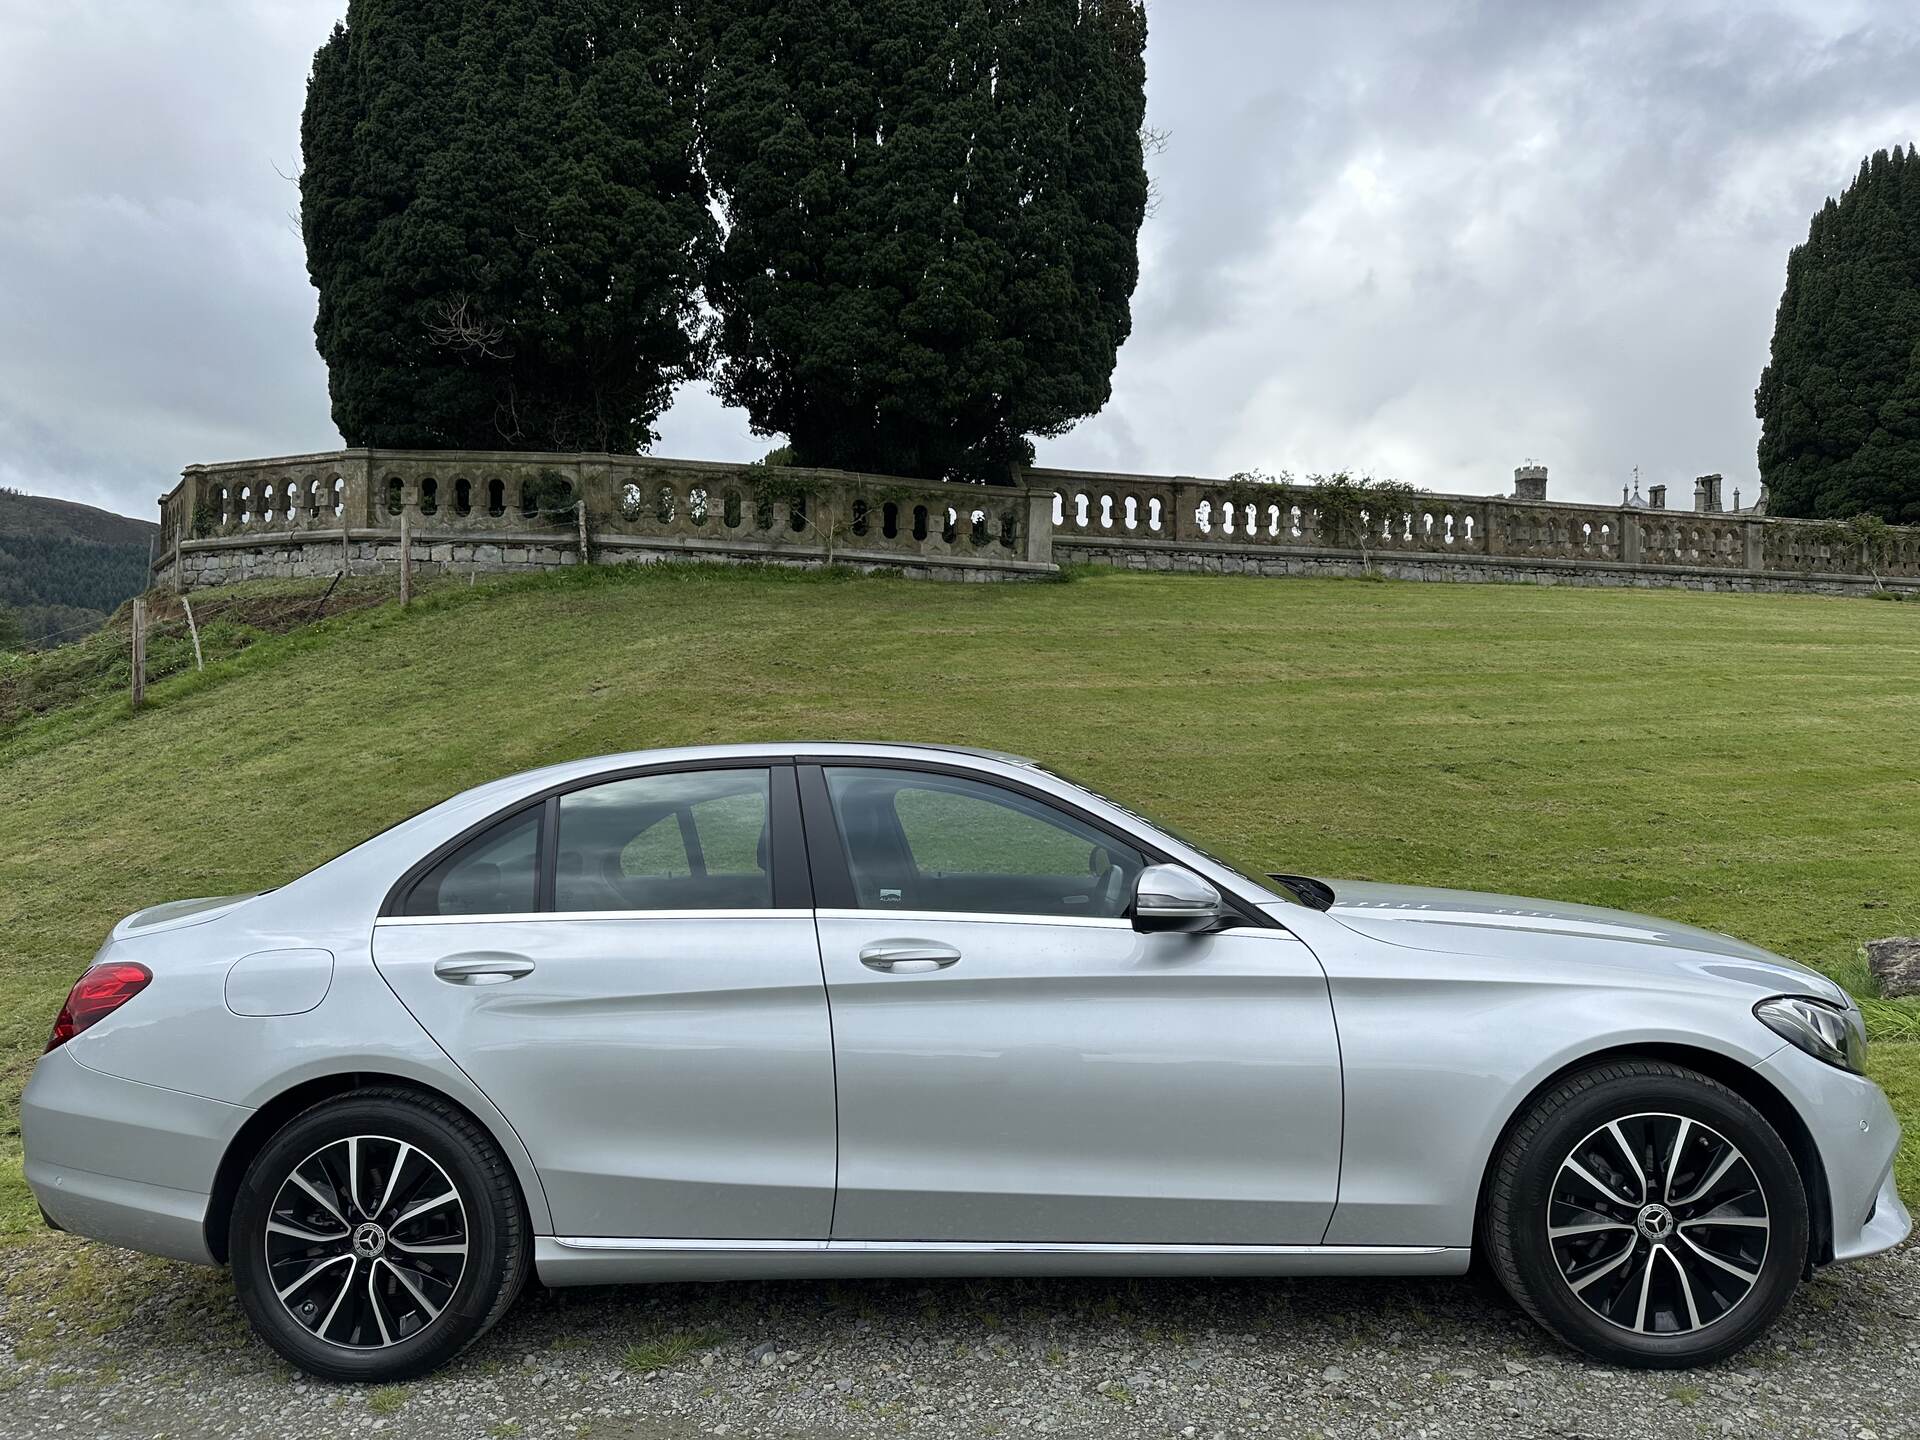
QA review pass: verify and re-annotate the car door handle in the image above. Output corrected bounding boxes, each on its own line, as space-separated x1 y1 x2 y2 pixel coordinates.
859 941 962 975
433 953 536 985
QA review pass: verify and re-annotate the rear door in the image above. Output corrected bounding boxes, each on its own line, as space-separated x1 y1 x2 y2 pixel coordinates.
372 763 835 1240
802 762 1343 1246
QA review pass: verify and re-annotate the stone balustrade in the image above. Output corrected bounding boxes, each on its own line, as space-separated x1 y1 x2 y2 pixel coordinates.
154 450 1055 589
153 449 1920 597
1032 466 1920 592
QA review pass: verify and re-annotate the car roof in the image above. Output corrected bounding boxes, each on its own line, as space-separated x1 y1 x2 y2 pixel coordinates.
809 741 1039 767
450 742 1039 809
547 740 1036 772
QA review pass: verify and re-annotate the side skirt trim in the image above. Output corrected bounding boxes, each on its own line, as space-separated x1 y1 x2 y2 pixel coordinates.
549 1237 1451 1257
533 1236 1470 1286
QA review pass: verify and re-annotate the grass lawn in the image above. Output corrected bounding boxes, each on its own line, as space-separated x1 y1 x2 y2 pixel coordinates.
2 564 1917 1235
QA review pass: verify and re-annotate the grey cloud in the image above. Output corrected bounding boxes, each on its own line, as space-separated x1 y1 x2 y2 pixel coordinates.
1069 0 1920 499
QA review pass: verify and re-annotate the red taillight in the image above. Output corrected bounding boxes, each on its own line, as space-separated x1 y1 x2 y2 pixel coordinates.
46 962 152 1052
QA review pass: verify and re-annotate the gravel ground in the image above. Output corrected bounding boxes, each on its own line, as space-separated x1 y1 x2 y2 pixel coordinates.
2 1235 1916 1440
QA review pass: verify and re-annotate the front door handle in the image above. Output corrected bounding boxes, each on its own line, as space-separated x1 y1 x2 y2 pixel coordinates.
859 941 962 975
434 953 536 985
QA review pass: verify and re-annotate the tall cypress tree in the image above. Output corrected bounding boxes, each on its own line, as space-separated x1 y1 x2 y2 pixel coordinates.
701 0 1150 481
1756 145 1920 522
301 1 713 453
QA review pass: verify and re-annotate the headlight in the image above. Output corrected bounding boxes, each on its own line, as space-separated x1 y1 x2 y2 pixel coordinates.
1755 995 1867 1074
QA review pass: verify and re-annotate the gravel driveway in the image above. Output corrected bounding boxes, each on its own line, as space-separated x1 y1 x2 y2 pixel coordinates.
2 1235 1914 1440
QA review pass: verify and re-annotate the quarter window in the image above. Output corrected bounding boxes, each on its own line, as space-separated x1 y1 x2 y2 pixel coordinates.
401 808 540 917
823 768 1144 919
555 769 772 912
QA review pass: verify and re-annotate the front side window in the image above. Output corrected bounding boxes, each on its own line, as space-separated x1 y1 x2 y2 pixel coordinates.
555 769 772 912
402 809 540 917
1036 763 1289 902
823 768 1145 919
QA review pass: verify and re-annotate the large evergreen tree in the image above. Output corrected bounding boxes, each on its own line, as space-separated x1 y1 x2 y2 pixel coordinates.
301 1 713 452
701 0 1150 481
1756 145 1920 522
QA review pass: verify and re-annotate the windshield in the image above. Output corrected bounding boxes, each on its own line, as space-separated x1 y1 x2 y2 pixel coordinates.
1034 765 1297 906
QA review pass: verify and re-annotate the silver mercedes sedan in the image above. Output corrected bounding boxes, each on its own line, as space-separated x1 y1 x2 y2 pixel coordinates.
22 743 1908 1380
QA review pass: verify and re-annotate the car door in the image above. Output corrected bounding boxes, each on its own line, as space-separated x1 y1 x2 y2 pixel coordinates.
372 763 835 1240
801 762 1343 1246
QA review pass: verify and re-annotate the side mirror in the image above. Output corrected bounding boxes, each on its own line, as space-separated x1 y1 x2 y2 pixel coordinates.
1132 864 1228 934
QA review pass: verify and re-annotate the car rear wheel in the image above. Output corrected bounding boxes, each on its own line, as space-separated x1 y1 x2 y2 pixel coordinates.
230 1088 528 1381
1485 1058 1808 1368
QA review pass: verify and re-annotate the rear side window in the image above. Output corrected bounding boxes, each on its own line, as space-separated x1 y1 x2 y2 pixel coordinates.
401 809 540 917
555 769 772 912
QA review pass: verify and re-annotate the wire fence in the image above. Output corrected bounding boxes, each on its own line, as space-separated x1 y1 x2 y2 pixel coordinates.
23 610 132 648
20 497 627 718
1 570 421 725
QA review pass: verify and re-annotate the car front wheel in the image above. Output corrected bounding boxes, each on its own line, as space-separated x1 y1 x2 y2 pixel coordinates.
1485 1058 1809 1368
230 1087 529 1381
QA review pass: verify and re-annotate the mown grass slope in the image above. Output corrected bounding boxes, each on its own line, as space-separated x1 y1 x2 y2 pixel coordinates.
3 564 1917 1233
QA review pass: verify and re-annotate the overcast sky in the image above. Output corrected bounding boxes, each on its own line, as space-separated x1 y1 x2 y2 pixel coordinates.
5 0 1918 522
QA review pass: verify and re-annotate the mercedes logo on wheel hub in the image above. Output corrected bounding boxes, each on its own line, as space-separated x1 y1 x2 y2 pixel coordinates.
1634 1203 1676 1243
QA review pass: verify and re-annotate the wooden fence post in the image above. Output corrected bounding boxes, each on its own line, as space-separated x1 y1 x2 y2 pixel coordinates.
399 512 412 607
130 598 147 711
181 596 204 671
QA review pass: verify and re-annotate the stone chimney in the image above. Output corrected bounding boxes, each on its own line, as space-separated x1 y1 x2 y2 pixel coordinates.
1693 473 1724 512
1513 464 1549 502
1648 484 1667 510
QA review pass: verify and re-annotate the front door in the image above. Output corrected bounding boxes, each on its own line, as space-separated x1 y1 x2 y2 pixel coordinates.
373 764 835 1240
802 763 1343 1245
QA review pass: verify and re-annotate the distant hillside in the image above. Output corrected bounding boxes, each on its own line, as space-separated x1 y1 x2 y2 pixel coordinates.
0 489 156 647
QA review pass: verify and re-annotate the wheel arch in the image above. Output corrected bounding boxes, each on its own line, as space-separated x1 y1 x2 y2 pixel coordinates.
204 1072 535 1264
1472 1042 1833 1268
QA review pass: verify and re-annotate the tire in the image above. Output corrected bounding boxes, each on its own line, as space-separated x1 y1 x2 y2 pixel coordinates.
230 1087 529 1381
1485 1058 1808 1368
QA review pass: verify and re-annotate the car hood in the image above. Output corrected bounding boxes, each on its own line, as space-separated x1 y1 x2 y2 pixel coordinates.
1314 879 1846 1003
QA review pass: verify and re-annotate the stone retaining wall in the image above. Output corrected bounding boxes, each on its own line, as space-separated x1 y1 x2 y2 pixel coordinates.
175 532 1047 589
1057 540 1920 597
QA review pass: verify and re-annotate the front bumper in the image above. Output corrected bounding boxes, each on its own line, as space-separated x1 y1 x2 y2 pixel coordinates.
21 1046 249 1265
1755 1043 1911 1264
1838 1166 1912 1263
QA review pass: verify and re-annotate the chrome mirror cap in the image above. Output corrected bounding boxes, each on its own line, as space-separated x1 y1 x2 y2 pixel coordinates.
1132 864 1228 934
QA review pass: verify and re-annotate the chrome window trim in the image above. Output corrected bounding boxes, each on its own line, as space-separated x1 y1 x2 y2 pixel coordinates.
814 907 1135 930
548 1236 1454 1258
376 906 1309 935
818 907 1303 936
378 908 1309 932
375 908 814 928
